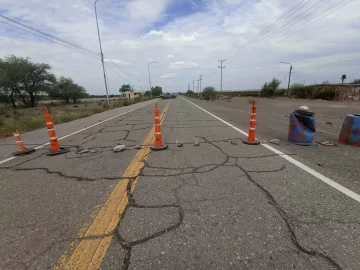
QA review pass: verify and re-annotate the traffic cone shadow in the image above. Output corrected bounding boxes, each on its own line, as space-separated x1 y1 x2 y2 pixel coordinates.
44 107 69 156
12 130 35 156
150 104 168 151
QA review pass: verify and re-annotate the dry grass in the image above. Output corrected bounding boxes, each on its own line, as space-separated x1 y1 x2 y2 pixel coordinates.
0 97 150 138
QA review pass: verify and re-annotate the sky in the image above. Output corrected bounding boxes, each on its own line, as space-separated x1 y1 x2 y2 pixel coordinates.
0 0 359 94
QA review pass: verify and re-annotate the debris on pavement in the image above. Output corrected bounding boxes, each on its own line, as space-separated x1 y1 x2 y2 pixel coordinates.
194 137 200 146
326 121 333 125
230 140 238 145
316 140 335 147
176 139 183 147
134 145 142 149
79 149 90 154
270 139 280 145
113 145 126 152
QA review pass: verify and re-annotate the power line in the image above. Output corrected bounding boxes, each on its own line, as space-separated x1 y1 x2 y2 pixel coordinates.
272 0 353 44
105 63 132 84
0 21 100 59
0 14 98 55
237 0 331 53
228 0 311 56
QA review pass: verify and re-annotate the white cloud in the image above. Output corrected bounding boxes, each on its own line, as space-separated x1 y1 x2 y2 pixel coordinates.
169 61 198 69
160 73 176 78
104 59 129 65
0 0 359 93
144 30 200 43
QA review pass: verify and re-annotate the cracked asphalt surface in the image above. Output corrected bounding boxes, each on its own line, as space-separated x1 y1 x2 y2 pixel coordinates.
1 97 360 269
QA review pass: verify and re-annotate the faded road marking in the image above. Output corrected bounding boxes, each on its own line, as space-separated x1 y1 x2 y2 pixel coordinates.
182 97 360 204
55 101 170 269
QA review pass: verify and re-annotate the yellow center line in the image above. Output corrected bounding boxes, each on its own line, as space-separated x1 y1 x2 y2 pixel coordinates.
55 101 170 269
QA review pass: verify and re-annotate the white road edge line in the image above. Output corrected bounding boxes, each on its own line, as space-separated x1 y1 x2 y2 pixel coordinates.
182 97 360 204
0 100 156 165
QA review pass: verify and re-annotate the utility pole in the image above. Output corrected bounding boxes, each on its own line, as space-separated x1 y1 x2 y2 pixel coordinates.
280 62 292 97
188 83 190 91
192 80 195 92
218 60 226 99
94 0 110 106
148 61 157 98
197 80 199 94
199 75 203 97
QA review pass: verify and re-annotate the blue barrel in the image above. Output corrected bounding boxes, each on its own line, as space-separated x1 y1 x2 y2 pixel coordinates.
338 114 360 147
288 110 316 145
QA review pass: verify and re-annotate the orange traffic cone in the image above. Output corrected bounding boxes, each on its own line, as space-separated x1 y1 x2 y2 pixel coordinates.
242 101 260 145
44 107 69 156
150 104 168 151
12 130 35 156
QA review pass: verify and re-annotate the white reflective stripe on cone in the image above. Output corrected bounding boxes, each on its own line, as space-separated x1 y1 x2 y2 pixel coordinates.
48 128 54 131
155 117 160 119
46 122 53 125
14 134 20 137
155 132 161 135
250 119 256 122
50 137 57 140
249 128 256 131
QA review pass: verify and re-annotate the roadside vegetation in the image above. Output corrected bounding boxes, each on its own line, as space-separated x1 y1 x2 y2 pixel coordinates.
0 55 151 138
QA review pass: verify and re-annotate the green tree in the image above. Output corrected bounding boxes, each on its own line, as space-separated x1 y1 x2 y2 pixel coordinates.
203 86 217 100
119 84 131 93
186 90 194 96
341 74 347 83
0 55 56 107
50 77 88 103
151 86 163 96
352 79 360 84
260 78 281 97
143 90 151 97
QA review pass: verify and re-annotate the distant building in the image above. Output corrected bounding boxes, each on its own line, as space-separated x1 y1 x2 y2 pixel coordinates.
122 90 142 99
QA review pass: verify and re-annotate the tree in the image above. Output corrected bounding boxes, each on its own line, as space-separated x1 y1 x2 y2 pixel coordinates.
119 84 131 93
0 55 56 107
341 74 347 83
143 90 151 97
203 86 217 100
261 78 281 97
186 90 194 95
50 76 88 103
352 79 360 84
151 86 163 96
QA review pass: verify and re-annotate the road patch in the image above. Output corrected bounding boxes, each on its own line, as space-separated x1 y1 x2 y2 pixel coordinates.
181 97 360 204
55 102 170 269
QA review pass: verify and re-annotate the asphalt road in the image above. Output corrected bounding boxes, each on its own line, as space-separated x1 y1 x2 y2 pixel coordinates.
0 97 359 269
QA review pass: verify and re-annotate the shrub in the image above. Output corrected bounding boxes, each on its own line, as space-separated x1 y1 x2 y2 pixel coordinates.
91 108 105 114
4 114 10 118
102 103 110 109
274 88 287 97
203 86 217 101
0 117 4 126
122 99 129 106
247 97 256 104
260 78 281 97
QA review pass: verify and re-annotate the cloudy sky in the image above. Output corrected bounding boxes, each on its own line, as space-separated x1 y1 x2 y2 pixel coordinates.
1 0 359 94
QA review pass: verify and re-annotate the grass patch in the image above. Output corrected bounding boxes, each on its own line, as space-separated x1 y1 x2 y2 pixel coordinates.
247 97 256 104
0 97 150 138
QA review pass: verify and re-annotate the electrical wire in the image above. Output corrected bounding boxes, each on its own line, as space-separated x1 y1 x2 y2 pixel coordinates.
271 0 354 44
0 21 100 59
105 63 131 83
237 0 331 53
0 14 98 56
229 0 311 55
